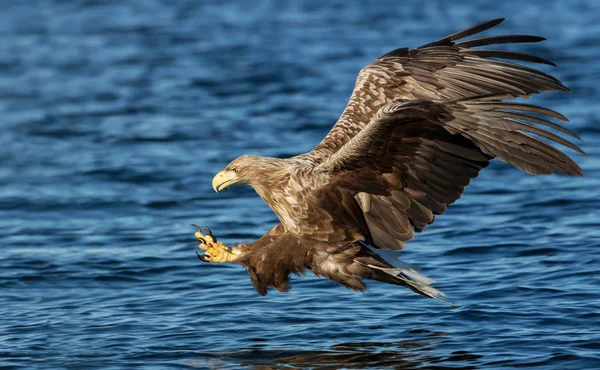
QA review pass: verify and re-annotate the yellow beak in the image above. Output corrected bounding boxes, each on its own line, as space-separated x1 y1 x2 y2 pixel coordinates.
212 170 238 192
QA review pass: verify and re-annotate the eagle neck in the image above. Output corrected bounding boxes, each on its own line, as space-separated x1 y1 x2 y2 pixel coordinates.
251 163 307 233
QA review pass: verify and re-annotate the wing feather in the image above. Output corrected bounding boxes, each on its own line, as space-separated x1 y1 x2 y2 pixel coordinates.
462 49 557 66
301 18 569 164
312 97 581 250
455 35 546 48
420 18 506 47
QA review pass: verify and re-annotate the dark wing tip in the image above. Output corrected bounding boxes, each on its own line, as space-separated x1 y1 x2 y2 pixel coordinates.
452 18 506 41
456 35 547 49
558 84 572 93
419 18 506 49
462 49 557 67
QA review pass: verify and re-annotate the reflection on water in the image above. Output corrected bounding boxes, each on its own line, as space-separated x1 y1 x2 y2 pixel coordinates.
191 333 484 370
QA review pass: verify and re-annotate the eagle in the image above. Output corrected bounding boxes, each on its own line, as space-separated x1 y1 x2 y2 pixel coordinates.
194 18 583 305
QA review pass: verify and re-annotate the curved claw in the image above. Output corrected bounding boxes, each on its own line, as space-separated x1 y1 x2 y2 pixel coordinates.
191 224 218 243
201 227 216 242
191 224 207 243
195 248 209 262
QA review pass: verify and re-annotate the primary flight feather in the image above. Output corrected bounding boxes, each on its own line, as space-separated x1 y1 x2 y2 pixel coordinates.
195 18 583 305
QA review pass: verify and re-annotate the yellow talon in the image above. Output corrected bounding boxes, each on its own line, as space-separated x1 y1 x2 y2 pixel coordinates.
192 225 236 263
195 231 215 244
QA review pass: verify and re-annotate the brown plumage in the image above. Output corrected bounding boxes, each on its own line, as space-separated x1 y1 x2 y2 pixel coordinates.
203 18 583 305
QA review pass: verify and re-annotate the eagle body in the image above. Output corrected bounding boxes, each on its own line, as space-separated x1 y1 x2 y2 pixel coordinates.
200 18 583 304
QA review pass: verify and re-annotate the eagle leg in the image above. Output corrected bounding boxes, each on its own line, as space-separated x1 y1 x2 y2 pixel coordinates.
192 225 237 263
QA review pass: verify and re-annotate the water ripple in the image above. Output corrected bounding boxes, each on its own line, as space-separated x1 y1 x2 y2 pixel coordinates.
1 0 599 369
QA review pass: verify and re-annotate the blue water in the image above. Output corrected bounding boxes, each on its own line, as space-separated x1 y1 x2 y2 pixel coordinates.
2 1 600 369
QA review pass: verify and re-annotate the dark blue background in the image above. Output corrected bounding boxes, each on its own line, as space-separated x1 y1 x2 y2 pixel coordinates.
1 1 599 368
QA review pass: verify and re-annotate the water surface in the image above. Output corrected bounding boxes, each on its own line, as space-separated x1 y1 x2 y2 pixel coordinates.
1 0 600 369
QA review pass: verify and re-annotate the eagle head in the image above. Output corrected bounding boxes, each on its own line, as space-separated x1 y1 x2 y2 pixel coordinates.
212 155 287 192
212 155 254 192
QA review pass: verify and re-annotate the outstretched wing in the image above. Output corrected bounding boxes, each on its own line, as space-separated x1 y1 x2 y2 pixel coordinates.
303 18 569 164
314 97 583 250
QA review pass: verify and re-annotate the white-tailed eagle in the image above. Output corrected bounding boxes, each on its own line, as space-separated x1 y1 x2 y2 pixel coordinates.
194 18 583 305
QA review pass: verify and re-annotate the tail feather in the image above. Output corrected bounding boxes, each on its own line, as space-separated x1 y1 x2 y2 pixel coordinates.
359 260 458 306
355 241 457 306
